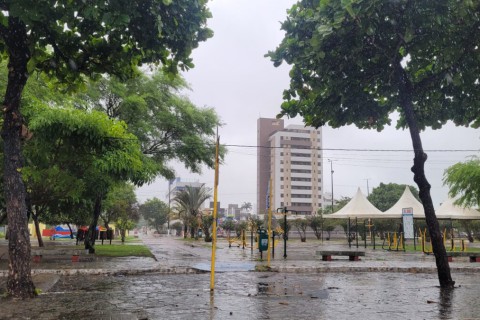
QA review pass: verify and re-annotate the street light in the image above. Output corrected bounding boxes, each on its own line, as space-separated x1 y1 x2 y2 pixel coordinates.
328 159 335 213
276 207 297 258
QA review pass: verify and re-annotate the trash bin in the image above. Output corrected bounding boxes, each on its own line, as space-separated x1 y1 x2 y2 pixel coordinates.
257 228 268 252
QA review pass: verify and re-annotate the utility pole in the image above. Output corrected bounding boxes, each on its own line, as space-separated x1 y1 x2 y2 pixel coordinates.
168 179 173 235
365 178 370 196
328 159 335 213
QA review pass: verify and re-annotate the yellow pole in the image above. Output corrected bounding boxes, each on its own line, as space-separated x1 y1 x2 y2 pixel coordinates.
267 178 272 267
210 135 220 291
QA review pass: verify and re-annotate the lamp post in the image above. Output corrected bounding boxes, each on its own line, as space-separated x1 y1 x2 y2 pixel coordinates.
328 159 334 213
365 178 370 196
276 207 297 259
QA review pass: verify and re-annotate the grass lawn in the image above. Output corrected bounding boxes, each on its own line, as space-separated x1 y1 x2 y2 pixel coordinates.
94 244 154 258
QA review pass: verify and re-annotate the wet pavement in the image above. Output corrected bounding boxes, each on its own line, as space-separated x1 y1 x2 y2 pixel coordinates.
1 235 480 319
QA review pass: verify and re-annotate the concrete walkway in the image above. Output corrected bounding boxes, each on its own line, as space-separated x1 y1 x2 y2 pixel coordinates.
1 234 480 292
2 234 480 275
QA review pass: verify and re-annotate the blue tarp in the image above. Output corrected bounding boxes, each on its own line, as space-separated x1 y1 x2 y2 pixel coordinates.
52 234 71 239
54 226 70 232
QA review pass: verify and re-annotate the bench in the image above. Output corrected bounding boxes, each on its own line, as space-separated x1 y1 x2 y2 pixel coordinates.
316 250 365 261
446 251 480 263
32 249 91 263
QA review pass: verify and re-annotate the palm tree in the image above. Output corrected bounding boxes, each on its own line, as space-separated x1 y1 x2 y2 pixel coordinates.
240 202 252 213
174 185 211 239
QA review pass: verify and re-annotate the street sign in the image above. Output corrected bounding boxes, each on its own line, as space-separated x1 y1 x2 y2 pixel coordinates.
402 208 414 239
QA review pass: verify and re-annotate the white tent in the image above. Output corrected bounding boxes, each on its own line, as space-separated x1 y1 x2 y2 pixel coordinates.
436 197 480 220
382 186 425 219
325 188 388 219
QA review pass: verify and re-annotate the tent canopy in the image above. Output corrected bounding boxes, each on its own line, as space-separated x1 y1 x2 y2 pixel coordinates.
324 187 480 221
436 197 480 220
324 188 394 219
383 186 425 219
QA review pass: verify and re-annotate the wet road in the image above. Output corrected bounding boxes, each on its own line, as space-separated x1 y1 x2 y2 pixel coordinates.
1 271 479 320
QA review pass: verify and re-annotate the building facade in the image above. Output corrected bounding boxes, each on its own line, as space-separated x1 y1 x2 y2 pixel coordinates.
257 118 323 216
167 178 207 207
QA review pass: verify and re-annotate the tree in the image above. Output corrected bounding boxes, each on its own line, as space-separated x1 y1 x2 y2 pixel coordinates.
103 183 139 243
278 218 291 239
76 71 223 179
170 221 183 237
324 196 351 214
248 216 264 232
220 218 235 239
201 214 214 242
444 158 480 208
241 202 252 213
29 106 155 252
292 218 308 242
368 183 420 212
0 1 212 298
173 185 211 239
266 0 480 288
307 214 323 240
139 198 169 234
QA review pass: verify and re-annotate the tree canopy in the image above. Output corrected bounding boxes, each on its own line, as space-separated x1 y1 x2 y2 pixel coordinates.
267 1 480 130
368 183 419 212
1 0 213 83
444 158 480 208
139 198 169 234
0 0 213 298
266 0 479 288
76 71 222 179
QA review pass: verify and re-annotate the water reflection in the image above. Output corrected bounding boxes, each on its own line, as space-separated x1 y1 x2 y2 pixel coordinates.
209 290 216 320
438 287 454 320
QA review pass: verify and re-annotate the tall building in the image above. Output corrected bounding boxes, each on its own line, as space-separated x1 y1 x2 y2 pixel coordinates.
257 118 323 216
167 178 207 207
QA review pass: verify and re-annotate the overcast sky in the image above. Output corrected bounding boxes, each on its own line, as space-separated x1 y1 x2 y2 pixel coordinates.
136 0 480 210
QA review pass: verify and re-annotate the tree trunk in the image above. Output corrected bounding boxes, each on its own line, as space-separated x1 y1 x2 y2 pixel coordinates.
32 214 44 248
183 224 187 239
397 65 455 288
26 197 44 248
1 16 36 298
121 229 126 243
85 196 102 254
0 212 6 224
66 223 74 239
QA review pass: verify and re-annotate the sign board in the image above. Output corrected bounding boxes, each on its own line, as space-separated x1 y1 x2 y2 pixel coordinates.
402 208 414 239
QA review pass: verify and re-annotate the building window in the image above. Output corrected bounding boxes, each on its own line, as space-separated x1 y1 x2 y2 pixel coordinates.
291 185 312 190
291 169 311 173
291 194 312 198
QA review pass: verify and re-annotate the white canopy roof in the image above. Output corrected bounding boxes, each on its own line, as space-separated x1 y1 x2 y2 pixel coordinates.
435 197 480 220
325 188 387 219
383 187 425 219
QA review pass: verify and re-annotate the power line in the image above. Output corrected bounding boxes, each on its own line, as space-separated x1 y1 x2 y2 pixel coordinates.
223 144 479 153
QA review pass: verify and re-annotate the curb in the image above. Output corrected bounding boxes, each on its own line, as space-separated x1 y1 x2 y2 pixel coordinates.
269 265 480 274
0 267 208 277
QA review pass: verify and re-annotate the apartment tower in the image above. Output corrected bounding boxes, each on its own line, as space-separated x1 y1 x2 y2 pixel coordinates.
257 118 323 216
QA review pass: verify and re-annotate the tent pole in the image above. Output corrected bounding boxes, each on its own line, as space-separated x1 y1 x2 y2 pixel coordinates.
348 218 351 248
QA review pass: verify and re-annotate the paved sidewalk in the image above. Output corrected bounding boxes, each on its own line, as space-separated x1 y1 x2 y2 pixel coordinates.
2 235 480 319
2 234 480 276
1 234 480 293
